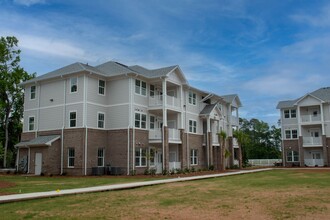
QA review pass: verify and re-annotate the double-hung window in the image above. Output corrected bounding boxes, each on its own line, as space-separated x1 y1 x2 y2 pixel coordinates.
68 148 75 167
99 80 105 95
189 120 197 133
98 112 105 128
97 148 104 167
150 115 155 129
287 151 299 162
285 129 298 139
188 91 196 105
135 79 146 96
28 116 35 131
69 111 77 128
135 148 147 167
150 84 155 97
135 112 146 129
284 109 296 119
30 86 36 100
70 77 77 93
190 149 198 165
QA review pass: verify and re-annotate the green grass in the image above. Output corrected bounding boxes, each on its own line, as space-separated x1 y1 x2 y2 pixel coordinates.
1 169 330 219
0 175 160 194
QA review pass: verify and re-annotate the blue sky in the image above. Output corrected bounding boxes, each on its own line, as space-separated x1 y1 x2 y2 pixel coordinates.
1 0 330 126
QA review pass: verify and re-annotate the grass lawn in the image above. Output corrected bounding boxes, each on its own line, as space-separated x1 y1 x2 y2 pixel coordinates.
0 174 160 195
1 169 330 219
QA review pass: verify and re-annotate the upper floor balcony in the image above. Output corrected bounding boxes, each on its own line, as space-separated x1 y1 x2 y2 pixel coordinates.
301 114 321 123
303 137 322 147
149 128 181 143
233 138 239 148
149 95 181 111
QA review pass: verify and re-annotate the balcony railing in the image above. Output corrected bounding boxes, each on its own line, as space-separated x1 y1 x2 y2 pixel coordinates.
149 128 181 142
212 133 219 144
304 159 324 166
169 162 181 171
233 138 239 148
301 115 321 123
303 137 322 146
231 116 239 126
149 95 180 109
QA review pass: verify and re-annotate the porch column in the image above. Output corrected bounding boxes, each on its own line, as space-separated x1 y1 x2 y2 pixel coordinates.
298 136 304 167
180 85 184 129
320 104 325 135
207 116 211 167
297 106 301 136
162 78 167 127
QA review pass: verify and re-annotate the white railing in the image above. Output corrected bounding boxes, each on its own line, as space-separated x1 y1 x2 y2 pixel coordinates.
231 116 239 125
149 129 162 140
233 138 239 148
303 137 322 146
168 128 180 142
212 134 219 144
149 95 180 109
234 160 239 166
249 159 282 166
169 162 181 171
304 159 324 166
301 115 321 123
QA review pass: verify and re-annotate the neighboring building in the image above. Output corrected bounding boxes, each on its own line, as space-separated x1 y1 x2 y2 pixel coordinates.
277 87 330 167
16 61 242 175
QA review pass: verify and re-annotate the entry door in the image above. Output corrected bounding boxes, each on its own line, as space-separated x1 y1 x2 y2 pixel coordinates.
155 152 163 174
312 152 322 166
35 153 42 175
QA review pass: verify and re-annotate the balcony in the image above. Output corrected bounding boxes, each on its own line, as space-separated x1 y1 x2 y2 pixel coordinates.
301 115 321 123
233 138 239 148
304 159 324 166
212 133 219 145
231 116 239 126
149 95 180 111
303 137 322 146
149 128 181 143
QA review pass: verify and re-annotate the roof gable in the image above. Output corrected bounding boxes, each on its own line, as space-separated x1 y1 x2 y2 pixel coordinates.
294 94 324 106
222 94 242 107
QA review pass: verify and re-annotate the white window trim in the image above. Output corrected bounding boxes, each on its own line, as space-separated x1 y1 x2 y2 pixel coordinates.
97 112 105 129
69 110 77 128
30 85 36 100
188 91 197 106
135 79 147 96
149 84 155 97
97 148 105 167
135 112 147 129
284 109 296 119
28 116 35 131
284 129 298 139
189 119 197 133
98 79 106 96
68 148 75 168
149 115 155 130
190 149 198 165
287 150 299 162
135 148 147 167
70 77 78 93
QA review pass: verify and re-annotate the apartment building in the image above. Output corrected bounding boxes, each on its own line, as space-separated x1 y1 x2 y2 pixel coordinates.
16 61 242 175
277 87 330 167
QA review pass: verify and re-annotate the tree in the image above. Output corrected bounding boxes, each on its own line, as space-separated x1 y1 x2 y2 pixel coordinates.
233 130 250 169
0 36 34 167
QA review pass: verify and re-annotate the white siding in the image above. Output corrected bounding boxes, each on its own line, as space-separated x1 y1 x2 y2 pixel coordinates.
298 96 321 106
108 105 129 129
66 75 84 103
86 104 107 128
108 78 129 105
23 110 37 132
323 104 330 121
39 80 64 108
134 94 148 107
86 76 107 105
168 70 182 85
39 106 63 130
66 103 84 127
24 84 38 110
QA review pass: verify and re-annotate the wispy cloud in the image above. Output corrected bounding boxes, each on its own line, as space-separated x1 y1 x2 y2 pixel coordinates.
291 4 330 27
13 0 45 6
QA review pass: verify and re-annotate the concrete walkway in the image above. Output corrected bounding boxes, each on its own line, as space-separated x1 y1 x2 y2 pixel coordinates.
0 168 272 204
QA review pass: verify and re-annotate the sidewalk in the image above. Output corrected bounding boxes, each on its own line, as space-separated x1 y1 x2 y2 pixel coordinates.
0 168 272 204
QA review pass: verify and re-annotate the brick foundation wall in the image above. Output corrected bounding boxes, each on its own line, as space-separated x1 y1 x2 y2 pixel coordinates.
283 139 300 167
187 133 205 170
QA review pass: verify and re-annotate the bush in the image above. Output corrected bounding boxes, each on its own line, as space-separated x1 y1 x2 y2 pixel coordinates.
144 168 150 175
149 168 156 176
208 165 214 171
130 169 136 176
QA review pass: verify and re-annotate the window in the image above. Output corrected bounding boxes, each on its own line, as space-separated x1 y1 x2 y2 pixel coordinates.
70 77 78 93
189 120 197 133
135 112 147 129
284 109 296 118
98 112 105 128
135 79 146 96
150 115 155 129
99 80 105 95
28 116 35 131
97 148 104 167
68 148 75 167
190 149 198 165
150 84 155 97
69 111 77 127
188 91 196 105
30 86 36 100
135 148 147 167
149 148 155 166
285 129 298 139
287 150 299 162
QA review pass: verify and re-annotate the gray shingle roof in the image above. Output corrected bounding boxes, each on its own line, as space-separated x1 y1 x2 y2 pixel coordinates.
96 61 138 76
15 135 60 147
200 104 217 115
276 87 330 109
128 65 178 78
221 94 242 107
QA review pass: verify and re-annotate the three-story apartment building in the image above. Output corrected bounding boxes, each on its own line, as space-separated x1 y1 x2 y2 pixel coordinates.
16 61 242 175
277 87 330 167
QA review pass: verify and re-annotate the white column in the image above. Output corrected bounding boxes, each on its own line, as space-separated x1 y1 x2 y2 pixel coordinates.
180 85 184 129
162 78 167 126
320 104 325 135
297 106 301 136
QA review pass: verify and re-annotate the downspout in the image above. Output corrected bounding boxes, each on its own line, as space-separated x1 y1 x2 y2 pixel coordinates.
61 77 66 175
28 147 30 173
127 77 132 175
84 74 88 175
36 82 40 138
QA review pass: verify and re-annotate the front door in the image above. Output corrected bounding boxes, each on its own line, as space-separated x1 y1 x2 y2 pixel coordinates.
155 152 163 174
312 152 322 166
35 153 42 175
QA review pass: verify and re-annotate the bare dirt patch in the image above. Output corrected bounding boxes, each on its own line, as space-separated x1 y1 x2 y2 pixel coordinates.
0 181 16 195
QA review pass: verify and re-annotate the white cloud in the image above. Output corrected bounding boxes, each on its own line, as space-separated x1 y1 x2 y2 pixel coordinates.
291 4 330 27
13 0 45 6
